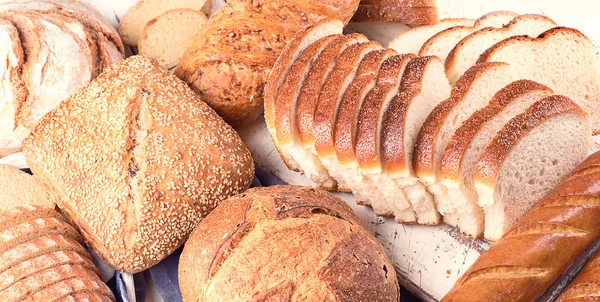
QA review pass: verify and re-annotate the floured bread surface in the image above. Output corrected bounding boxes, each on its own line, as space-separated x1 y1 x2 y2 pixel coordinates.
22 56 254 273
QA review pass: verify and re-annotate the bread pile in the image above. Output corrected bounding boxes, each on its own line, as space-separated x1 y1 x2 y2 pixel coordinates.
22 56 255 273
175 0 361 126
443 150 600 301
352 0 454 24
0 0 124 158
267 13 596 240
179 186 399 302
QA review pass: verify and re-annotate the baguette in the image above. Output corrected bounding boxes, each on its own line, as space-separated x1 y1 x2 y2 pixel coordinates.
442 151 600 302
557 247 600 301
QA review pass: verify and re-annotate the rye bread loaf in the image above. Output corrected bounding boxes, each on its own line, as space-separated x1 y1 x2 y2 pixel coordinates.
178 186 399 302
22 56 254 273
0 165 56 212
175 0 360 126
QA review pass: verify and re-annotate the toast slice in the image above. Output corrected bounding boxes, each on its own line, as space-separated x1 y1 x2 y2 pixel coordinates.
445 14 556 84
418 11 517 63
313 41 383 192
438 80 553 238
414 62 515 236
478 27 600 135
388 18 474 55
295 33 370 191
382 56 450 225
334 48 397 205
474 96 591 241
355 54 416 220
264 19 345 172
275 34 343 190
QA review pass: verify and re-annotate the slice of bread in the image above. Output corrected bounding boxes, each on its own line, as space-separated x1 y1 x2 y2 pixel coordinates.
382 56 450 225
334 48 397 205
275 34 343 190
265 19 345 172
0 165 56 213
478 27 600 135
388 18 474 55
313 41 383 192
355 54 416 220
445 14 556 84
118 0 211 46
474 96 591 241
414 62 516 236
438 80 553 238
138 9 207 69
418 11 517 63
295 33 370 192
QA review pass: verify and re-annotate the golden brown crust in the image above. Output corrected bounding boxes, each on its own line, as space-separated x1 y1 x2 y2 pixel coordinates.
356 54 414 171
557 251 600 301
179 186 398 302
27 274 115 301
335 48 397 165
474 95 586 185
442 151 600 302
23 56 254 273
440 80 552 179
313 41 382 157
352 4 440 24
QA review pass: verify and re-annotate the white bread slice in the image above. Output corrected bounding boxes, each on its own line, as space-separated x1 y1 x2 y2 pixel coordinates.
355 54 416 220
334 48 398 205
418 11 517 63
313 41 383 191
474 96 591 241
274 34 343 190
382 56 451 225
388 18 474 55
478 27 600 135
138 9 208 69
438 80 553 238
118 0 212 46
445 14 556 84
295 33 370 192
414 62 516 236
264 19 344 172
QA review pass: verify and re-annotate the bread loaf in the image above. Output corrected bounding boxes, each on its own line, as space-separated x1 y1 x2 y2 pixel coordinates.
352 0 453 24
175 0 360 126
388 18 474 54
178 186 399 302
442 151 600 301
0 165 56 211
22 56 254 273
557 249 600 301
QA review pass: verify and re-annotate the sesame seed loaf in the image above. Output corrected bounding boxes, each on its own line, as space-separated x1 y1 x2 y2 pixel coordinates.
23 56 254 273
388 18 474 55
175 0 360 127
118 0 211 47
0 166 56 214
179 186 399 302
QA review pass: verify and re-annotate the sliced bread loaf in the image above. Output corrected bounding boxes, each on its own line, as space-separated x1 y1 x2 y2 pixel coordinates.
264 19 345 172
313 41 383 192
388 18 474 55
478 27 600 135
445 14 556 84
274 34 343 190
382 56 451 225
334 48 397 205
438 80 553 239
138 9 207 69
295 33 370 191
474 96 591 241
414 62 516 237
118 0 211 46
355 54 416 220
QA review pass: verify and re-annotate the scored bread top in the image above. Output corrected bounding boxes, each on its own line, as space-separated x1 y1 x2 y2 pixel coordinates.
355 54 415 173
0 217 83 256
27 273 114 301
313 41 383 157
475 95 587 185
0 205 61 234
23 56 254 273
335 48 397 166
296 33 370 146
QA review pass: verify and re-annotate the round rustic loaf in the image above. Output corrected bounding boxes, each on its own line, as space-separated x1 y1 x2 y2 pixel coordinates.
179 185 399 302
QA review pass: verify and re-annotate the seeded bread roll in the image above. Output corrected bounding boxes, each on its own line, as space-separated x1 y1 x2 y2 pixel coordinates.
23 56 255 273
179 186 399 302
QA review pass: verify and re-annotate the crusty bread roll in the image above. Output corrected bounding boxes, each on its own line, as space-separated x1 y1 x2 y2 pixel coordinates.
22 56 255 273
179 186 399 302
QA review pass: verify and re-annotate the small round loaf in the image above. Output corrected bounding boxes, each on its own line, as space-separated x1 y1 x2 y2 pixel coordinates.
179 185 399 302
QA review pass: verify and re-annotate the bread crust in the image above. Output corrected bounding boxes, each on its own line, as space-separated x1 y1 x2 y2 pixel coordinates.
352 4 440 24
557 250 600 301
